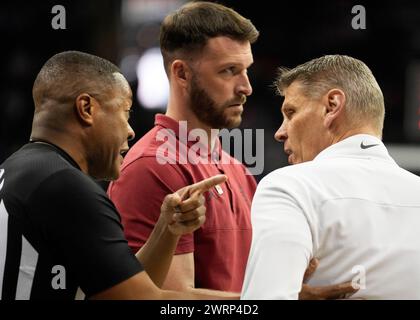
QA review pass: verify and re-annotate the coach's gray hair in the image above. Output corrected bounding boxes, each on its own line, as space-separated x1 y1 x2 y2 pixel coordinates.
275 55 385 132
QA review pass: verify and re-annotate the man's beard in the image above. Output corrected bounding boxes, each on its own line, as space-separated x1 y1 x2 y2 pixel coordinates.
189 74 246 129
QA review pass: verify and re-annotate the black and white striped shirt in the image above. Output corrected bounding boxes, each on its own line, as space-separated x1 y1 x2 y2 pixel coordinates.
0 142 143 299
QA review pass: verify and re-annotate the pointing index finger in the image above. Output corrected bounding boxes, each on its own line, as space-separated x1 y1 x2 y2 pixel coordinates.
189 174 227 195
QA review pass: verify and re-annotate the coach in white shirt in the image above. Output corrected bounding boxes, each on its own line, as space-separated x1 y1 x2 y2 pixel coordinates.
242 55 420 300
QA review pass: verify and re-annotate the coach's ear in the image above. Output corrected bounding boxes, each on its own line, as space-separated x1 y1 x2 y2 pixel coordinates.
323 88 346 128
75 93 95 126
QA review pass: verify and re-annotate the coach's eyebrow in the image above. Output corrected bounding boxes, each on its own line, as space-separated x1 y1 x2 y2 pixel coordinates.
281 103 296 113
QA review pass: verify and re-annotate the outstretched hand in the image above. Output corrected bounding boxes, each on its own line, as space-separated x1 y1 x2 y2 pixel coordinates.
160 174 227 236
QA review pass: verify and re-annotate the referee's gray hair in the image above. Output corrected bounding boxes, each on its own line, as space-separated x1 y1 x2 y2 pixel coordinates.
275 55 385 132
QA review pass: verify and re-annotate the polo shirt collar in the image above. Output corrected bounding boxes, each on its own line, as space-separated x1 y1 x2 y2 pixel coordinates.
314 134 397 164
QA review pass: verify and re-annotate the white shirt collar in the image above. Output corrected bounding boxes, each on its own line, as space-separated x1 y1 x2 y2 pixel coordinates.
314 134 396 164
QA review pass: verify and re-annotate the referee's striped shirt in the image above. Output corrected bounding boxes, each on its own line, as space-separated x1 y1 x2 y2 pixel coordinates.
0 142 143 299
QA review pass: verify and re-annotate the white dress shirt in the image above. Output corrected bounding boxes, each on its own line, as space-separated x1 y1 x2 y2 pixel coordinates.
242 134 420 299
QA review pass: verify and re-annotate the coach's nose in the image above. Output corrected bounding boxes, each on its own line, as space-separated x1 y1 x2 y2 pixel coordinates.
274 121 287 142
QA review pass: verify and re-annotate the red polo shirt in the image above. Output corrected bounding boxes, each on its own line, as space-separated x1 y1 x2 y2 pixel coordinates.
108 114 256 292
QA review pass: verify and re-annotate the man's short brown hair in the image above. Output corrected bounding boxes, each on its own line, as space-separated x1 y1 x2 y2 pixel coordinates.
160 1 259 74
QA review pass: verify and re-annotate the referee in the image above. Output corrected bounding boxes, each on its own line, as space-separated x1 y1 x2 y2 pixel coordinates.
0 51 226 300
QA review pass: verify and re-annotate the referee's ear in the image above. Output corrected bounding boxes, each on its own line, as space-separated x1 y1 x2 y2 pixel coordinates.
75 93 95 126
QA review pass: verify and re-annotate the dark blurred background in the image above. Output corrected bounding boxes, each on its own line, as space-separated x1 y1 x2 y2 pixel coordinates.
1 0 419 181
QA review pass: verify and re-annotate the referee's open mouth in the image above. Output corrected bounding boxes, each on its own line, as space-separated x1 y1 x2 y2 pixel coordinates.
118 149 129 164
119 149 129 163
119 149 129 156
